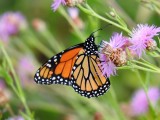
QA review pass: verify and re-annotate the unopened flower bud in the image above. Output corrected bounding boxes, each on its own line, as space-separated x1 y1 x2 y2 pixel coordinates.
32 18 46 32
109 11 116 17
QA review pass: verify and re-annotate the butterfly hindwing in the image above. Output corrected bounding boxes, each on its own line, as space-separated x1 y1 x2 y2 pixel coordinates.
70 49 110 98
34 44 83 86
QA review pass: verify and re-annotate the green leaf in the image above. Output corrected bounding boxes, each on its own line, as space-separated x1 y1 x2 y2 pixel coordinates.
146 51 160 57
0 67 13 86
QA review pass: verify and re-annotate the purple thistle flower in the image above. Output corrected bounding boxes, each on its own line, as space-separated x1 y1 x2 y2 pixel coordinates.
131 87 160 116
51 0 66 11
99 54 116 77
109 32 128 49
99 33 127 77
129 24 160 58
16 56 35 86
67 8 79 19
0 12 27 43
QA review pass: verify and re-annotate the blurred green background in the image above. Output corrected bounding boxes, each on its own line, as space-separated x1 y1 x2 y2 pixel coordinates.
0 0 160 120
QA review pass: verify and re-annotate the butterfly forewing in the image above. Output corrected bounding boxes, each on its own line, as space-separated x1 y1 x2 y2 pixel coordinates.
34 44 83 85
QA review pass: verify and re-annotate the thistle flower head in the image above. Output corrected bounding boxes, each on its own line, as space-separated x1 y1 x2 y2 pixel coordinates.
99 33 128 77
129 24 160 58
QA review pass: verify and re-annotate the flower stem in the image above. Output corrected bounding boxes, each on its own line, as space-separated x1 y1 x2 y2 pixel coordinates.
78 4 131 34
135 70 157 119
132 60 160 73
110 87 126 120
0 44 32 118
118 64 160 73
39 29 65 52
21 30 53 58
59 7 86 41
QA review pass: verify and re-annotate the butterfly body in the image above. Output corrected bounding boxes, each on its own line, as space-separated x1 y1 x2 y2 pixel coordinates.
34 34 110 98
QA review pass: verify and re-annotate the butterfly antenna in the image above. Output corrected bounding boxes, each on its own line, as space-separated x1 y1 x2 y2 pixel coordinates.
91 24 112 35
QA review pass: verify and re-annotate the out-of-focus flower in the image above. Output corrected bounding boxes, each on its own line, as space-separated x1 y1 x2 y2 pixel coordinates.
131 87 160 116
63 114 76 120
99 33 128 77
51 0 84 11
16 56 36 86
32 18 46 32
0 12 27 43
7 116 24 120
0 79 11 106
129 24 160 58
51 0 66 11
94 112 103 120
0 79 5 90
67 8 84 30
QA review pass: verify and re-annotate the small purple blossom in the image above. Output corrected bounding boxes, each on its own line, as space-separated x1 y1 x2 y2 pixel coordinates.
131 87 160 116
51 0 66 11
129 24 160 58
0 79 5 90
17 56 35 86
0 12 27 42
99 33 127 77
8 116 24 120
67 8 79 19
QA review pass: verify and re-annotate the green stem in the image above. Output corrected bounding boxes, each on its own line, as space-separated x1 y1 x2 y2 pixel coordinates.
118 64 160 73
135 71 157 119
22 30 53 58
78 4 131 34
5 104 15 116
132 60 160 72
156 47 160 53
39 29 65 52
59 7 86 41
110 87 126 120
0 44 32 118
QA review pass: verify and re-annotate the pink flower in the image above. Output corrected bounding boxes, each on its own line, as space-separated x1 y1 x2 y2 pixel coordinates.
0 12 27 43
131 87 160 116
8 116 24 120
99 54 116 77
129 24 160 58
99 33 128 77
16 56 36 86
51 0 66 11
0 79 5 91
67 8 79 19
51 0 85 11
67 8 84 30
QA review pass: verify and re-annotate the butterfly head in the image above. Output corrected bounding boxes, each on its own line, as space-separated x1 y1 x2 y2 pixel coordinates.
84 34 98 55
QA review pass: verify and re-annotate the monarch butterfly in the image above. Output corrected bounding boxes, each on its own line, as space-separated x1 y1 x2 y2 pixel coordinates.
34 31 110 98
